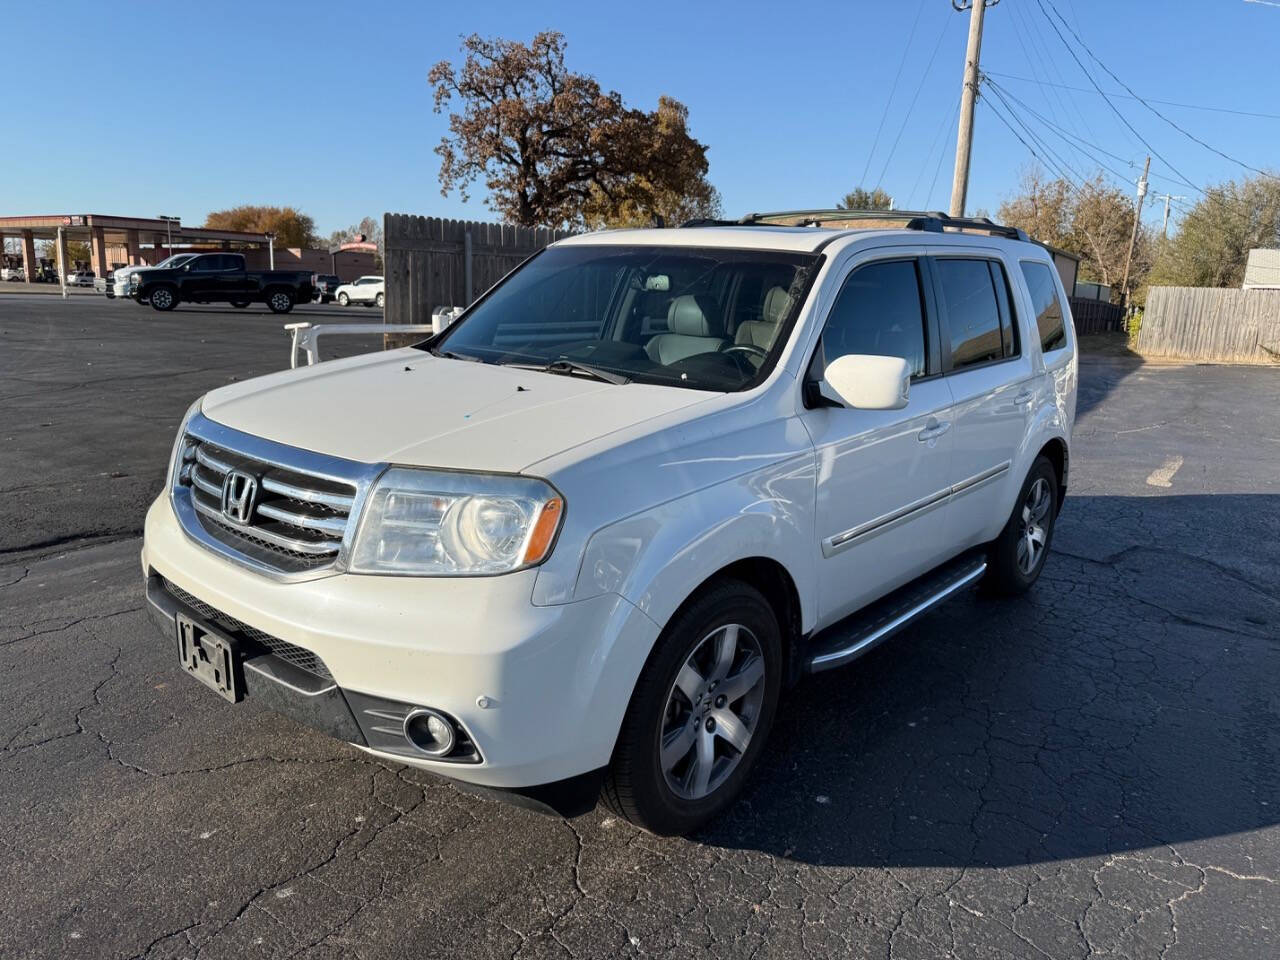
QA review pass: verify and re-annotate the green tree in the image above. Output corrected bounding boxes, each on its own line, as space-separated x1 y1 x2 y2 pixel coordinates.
1149 174 1280 288
429 31 717 228
837 187 893 210
203 205 318 248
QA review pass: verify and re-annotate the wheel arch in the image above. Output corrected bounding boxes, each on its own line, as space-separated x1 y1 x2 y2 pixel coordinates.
1035 436 1069 510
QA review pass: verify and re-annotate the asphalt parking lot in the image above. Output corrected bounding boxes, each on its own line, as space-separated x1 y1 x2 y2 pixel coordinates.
2 296 1277 960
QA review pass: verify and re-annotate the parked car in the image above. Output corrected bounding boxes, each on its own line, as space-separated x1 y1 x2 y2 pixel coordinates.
334 275 384 308
1 266 25 281
142 212 1077 835
66 270 95 287
313 274 342 303
131 252 314 313
94 273 113 297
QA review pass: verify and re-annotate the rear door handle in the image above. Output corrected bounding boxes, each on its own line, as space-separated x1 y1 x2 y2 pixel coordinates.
1013 390 1034 405
918 420 951 442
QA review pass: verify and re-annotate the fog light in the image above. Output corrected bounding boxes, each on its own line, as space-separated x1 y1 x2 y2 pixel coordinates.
403 708 456 757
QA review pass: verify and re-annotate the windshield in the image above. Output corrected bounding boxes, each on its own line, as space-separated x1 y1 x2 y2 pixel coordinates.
426 245 819 391
153 254 196 269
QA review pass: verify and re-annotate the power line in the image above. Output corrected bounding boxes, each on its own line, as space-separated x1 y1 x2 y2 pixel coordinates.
860 0 928 187
875 13 953 188
1031 0 1207 200
986 71 1280 122
908 96 961 209
1039 2 1280 183
985 77 1139 183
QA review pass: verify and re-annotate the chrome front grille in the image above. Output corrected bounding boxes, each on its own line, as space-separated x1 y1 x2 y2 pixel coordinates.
172 412 381 578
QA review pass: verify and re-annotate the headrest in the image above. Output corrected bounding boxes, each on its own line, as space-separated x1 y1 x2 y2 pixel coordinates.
667 295 723 337
762 286 792 325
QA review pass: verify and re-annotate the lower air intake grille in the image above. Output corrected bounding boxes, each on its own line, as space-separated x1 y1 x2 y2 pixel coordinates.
161 577 333 681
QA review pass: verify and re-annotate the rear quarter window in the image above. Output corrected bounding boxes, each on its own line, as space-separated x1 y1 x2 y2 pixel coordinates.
1019 261 1068 354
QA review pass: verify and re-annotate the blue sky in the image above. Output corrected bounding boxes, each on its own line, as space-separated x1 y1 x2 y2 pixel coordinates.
4 0 1278 236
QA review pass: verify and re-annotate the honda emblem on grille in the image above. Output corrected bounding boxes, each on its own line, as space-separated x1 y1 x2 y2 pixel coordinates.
220 470 259 525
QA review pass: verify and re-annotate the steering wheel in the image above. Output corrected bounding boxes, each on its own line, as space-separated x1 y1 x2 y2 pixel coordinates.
722 343 769 360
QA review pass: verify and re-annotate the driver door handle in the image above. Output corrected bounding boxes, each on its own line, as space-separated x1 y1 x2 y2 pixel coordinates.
1013 390 1034 406
918 419 951 442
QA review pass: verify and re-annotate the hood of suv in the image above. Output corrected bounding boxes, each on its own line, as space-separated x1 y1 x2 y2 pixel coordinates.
199 348 715 473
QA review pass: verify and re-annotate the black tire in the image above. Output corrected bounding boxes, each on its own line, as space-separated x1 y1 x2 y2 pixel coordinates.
603 580 783 836
985 456 1059 595
231 301 250 309
266 289 294 314
148 285 178 312
337 292 349 306
375 292 384 308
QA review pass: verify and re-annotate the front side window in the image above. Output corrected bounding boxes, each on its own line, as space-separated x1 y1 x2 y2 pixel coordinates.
936 258 1003 369
429 245 820 392
818 259 927 378
1019 261 1068 353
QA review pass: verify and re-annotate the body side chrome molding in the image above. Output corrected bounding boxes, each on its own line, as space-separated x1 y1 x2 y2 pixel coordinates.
950 460 1011 497
821 461 1012 556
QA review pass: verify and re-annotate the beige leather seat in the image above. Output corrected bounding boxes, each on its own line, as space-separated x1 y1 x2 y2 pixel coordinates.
645 295 727 365
734 286 792 351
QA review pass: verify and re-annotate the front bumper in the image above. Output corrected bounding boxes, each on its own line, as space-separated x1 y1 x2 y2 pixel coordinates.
142 493 661 804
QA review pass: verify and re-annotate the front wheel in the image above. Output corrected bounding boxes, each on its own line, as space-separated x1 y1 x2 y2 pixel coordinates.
266 290 294 314
374 292 384 308
337 292 349 306
985 456 1059 595
603 580 782 835
148 285 177 311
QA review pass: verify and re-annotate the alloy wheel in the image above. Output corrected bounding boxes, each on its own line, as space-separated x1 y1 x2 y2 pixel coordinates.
660 623 766 801
270 292 291 312
1016 477 1052 575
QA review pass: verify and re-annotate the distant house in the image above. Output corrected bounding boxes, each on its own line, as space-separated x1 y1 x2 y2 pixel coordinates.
1243 248 1280 290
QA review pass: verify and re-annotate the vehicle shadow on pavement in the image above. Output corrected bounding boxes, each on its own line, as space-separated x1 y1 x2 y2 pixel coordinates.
1076 334 1145 419
697 493 1280 869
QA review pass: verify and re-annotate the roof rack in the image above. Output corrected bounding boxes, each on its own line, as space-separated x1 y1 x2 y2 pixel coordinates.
681 209 1029 242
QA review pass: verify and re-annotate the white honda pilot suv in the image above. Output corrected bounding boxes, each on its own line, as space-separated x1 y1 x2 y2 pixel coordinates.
143 211 1077 835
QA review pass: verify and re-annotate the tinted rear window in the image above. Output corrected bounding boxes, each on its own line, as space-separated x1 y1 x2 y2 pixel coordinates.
1020 261 1068 353
936 258 1003 369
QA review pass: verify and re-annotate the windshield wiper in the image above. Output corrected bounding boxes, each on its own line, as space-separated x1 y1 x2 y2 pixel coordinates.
432 348 483 363
505 358 630 385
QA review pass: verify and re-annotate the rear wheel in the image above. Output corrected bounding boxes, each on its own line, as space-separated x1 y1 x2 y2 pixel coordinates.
266 289 294 314
148 285 177 311
603 580 782 835
985 456 1058 595
375 292 384 308
337 292 349 306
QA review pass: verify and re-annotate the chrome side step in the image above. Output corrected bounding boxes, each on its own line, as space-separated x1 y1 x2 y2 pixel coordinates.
805 552 988 673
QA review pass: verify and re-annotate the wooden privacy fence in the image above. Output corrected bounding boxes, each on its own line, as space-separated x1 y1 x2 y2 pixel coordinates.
1068 298 1125 335
1137 286 1280 363
383 214 574 329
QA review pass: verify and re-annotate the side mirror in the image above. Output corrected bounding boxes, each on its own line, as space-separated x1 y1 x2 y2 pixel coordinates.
182 264 191 272
819 354 911 410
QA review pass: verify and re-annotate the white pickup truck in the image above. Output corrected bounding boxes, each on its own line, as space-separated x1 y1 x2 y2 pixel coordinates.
143 211 1077 835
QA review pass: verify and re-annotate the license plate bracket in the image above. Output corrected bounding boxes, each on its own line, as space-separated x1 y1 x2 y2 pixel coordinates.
176 612 241 703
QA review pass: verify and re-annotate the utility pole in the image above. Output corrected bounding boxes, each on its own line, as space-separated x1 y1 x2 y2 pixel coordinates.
1120 156 1150 303
949 0 997 218
1155 193 1187 239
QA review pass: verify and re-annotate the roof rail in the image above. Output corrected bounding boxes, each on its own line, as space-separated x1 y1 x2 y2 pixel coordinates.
704 208 1029 242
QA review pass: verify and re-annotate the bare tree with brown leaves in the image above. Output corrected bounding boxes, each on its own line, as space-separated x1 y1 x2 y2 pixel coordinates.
428 32 718 229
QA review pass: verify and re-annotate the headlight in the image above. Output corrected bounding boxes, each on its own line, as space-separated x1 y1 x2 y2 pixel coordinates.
349 468 564 576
